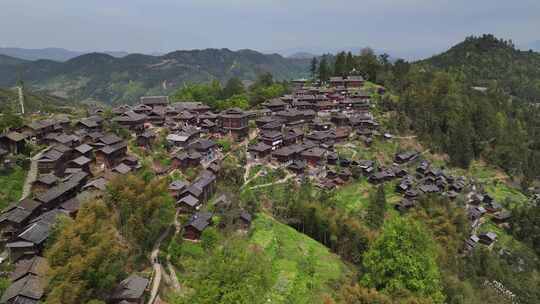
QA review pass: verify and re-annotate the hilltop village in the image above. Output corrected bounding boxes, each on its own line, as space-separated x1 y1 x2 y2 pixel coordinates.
0 74 525 303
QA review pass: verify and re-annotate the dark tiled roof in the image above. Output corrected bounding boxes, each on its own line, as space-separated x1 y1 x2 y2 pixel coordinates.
141 96 169 105
74 143 93 154
10 256 49 282
111 274 149 301
36 174 58 185
113 163 132 175
178 195 199 207
100 134 123 145
0 274 44 303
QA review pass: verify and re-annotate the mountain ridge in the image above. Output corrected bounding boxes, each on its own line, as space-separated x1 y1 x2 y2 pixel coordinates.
0 48 310 104
0 47 129 62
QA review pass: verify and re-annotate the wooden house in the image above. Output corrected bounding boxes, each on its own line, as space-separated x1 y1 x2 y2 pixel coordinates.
141 96 169 109
168 180 188 199
177 195 200 213
111 274 150 304
0 132 27 154
329 75 364 88
218 108 249 141
136 130 156 148
112 111 147 129
172 151 202 169
478 232 497 246
73 143 93 158
37 148 66 175
188 139 217 162
272 146 296 163
32 174 58 194
0 199 41 242
95 142 127 169
300 147 327 166
183 211 213 240
264 99 287 112
248 142 272 159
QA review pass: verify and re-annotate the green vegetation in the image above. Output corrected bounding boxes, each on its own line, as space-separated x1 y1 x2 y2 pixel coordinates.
45 200 128 303
171 72 289 110
169 213 350 304
362 217 445 303
0 49 308 104
366 185 386 229
250 214 350 303
0 165 26 209
172 237 273 304
419 34 540 102
0 87 73 114
106 174 175 254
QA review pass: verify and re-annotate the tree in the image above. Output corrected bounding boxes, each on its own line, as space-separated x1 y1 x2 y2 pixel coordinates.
334 52 347 76
318 56 331 82
175 239 273 304
221 77 245 99
45 200 127 303
310 57 319 79
357 48 381 81
366 185 386 229
106 174 175 254
0 109 23 132
362 217 444 303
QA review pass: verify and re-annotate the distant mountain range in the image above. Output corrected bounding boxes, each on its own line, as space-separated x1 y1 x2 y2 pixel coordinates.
0 47 129 62
0 48 310 104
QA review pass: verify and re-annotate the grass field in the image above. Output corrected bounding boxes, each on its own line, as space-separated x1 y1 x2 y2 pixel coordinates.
250 213 351 303
0 166 27 209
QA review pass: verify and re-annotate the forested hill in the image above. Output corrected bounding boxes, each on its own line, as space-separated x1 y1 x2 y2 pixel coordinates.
0 87 72 113
0 49 310 104
417 34 540 102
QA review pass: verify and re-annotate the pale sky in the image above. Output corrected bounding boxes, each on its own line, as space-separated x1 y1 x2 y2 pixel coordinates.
1 0 539 58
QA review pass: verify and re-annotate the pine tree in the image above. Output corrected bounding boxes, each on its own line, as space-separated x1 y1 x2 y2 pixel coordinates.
310 57 318 80
334 52 346 76
366 185 386 229
318 56 330 82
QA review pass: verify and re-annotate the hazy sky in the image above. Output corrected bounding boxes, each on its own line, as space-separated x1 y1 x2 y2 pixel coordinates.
1 0 539 58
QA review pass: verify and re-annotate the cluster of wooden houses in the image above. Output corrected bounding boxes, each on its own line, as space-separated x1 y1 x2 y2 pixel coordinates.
0 113 150 303
0 74 516 301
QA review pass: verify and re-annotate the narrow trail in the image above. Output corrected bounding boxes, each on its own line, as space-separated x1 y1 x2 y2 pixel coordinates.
166 210 182 291
394 135 418 140
248 173 294 190
20 150 44 200
147 222 173 304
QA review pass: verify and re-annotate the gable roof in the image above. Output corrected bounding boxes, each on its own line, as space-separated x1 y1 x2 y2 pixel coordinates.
111 274 149 301
141 96 169 105
74 143 93 154
113 163 132 175
178 195 199 207
99 134 123 145
10 256 49 282
0 274 44 303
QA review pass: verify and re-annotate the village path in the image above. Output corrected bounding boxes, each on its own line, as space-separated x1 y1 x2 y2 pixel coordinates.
166 210 182 291
20 150 45 200
248 172 294 190
393 135 418 140
147 223 173 304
